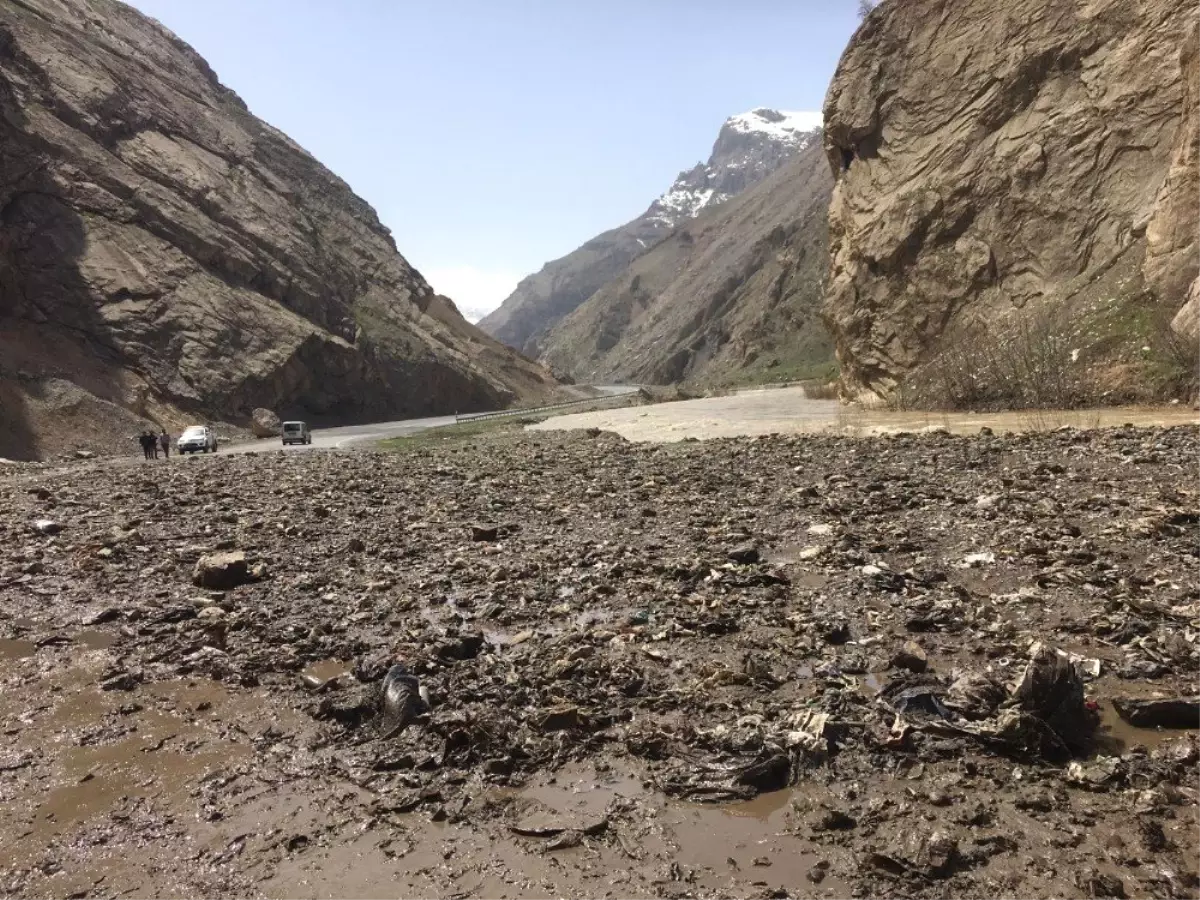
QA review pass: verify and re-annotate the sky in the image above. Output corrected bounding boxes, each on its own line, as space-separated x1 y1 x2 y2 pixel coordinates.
127 0 862 319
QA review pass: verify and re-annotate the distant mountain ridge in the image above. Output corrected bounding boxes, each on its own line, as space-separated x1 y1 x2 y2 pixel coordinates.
646 109 821 227
478 108 821 356
539 139 835 387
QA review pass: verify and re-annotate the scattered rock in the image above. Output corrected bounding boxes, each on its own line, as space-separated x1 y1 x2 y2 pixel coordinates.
536 706 588 732
471 524 499 542
379 665 425 738
193 551 250 590
735 754 791 793
1111 697 1199 729
100 670 143 692
316 683 378 727
890 641 928 673
727 543 760 564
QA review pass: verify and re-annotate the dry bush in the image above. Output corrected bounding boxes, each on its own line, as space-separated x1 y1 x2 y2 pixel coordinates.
802 380 840 400
899 306 1094 410
1143 307 1199 401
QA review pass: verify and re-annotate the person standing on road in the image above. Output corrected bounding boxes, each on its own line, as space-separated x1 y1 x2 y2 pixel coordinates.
159 429 170 459
138 431 154 460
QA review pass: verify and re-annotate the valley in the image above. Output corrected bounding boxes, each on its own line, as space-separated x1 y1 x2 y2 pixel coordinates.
2 423 1196 898
0 0 1197 897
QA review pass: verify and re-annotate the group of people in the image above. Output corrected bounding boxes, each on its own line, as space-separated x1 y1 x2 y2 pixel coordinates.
139 429 171 460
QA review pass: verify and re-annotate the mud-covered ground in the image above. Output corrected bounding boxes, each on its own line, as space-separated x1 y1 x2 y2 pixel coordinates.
1 425 1197 899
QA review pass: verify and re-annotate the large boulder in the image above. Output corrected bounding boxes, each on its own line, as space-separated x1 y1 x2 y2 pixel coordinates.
251 408 282 438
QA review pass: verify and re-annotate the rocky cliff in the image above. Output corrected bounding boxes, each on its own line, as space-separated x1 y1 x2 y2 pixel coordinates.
0 0 557 460
822 0 1199 403
540 141 834 386
479 109 821 357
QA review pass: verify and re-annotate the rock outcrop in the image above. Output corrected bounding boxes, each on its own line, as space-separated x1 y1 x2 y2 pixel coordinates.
480 109 821 357
823 0 1198 402
540 141 834 386
0 0 557 459
1146 26 1199 344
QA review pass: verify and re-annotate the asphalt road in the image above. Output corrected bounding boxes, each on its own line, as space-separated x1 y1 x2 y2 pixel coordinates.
222 385 638 455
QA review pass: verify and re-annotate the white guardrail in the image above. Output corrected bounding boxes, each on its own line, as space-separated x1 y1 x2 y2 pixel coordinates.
454 389 644 424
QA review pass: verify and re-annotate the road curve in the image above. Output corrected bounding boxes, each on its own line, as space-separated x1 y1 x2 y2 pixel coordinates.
223 385 640 456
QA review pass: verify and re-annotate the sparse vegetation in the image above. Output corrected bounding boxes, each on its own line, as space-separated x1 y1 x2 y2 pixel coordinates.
890 299 1198 411
801 380 840 400
377 416 543 452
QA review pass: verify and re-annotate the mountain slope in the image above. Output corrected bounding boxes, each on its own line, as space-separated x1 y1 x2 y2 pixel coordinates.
822 0 1199 403
540 140 834 385
0 0 557 460
479 109 820 357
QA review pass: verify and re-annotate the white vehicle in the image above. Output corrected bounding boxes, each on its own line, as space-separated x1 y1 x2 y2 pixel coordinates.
177 425 218 454
281 421 311 445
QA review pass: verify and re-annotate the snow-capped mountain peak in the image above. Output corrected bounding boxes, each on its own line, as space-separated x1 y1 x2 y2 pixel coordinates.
646 107 821 227
725 108 824 143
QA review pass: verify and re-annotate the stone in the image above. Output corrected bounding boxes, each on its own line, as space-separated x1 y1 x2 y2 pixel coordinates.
193 551 250 590
378 665 425 738
890 641 928 673
812 807 857 831
436 631 485 661
471 524 499 542
536 706 587 732
727 543 761 564
100 670 143 692
32 519 62 535
734 753 792 793
316 684 378 728
1111 697 1200 729
251 409 282 438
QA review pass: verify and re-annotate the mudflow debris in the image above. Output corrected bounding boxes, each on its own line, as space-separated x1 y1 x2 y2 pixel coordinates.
0 425 1197 898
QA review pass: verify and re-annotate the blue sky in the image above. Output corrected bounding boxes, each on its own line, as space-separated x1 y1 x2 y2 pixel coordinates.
127 0 861 317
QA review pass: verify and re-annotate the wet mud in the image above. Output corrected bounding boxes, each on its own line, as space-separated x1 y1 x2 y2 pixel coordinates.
1 424 1197 898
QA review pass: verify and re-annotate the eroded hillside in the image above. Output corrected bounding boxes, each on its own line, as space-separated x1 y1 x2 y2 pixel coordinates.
541 142 834 386
0 0 556 460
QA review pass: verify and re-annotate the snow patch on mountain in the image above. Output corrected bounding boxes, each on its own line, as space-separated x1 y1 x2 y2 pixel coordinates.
726 108 823 142
645 108 821 227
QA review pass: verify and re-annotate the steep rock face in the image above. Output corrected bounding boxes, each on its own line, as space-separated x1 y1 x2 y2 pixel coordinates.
822 0 1198 402
540 141 834 385
480 109 820 357
1145 25 1199 342
0 0 556 459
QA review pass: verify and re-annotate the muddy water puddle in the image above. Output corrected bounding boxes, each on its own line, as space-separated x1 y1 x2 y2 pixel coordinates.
301 658 352 683
511 763 847 894
0 661 260 883
530 388 1197 442
259 761 850 898
0 638 36 660
75 628 117 650
1095 700 1193 753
